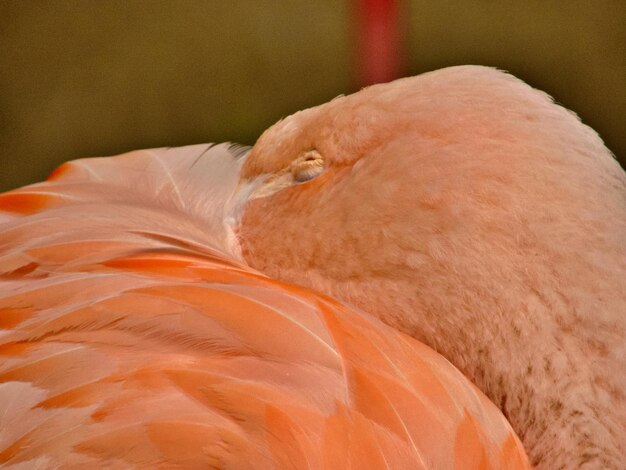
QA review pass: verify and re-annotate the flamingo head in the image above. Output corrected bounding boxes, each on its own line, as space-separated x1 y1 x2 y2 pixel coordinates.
236 64 615 343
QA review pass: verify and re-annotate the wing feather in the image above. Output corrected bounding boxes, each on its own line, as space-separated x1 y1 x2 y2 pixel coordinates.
0 144 529 468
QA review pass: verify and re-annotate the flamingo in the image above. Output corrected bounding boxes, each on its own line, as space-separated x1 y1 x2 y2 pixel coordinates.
0 65 623 468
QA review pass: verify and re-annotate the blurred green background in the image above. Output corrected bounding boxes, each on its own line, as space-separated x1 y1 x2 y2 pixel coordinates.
1 1 624 192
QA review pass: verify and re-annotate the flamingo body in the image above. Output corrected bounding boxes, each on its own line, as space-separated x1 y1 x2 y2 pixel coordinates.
0 145 528 468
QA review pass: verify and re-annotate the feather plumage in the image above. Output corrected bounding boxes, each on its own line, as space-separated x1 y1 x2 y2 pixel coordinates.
0 144 528 468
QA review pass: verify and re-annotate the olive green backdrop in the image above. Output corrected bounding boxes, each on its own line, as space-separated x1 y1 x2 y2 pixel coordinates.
1 1 624 192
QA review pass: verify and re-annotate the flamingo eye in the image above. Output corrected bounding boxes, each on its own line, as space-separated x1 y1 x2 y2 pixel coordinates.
291 150 324 183
245 150 325 200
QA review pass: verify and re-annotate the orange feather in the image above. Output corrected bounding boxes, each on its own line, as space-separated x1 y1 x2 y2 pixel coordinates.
0 143 528 468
